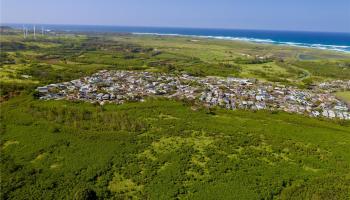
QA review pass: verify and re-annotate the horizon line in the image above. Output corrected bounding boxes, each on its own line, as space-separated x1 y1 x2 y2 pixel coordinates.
2 22 350 34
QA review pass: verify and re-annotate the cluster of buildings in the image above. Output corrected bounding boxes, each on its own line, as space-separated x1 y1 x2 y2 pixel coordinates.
317 80 350 92
37 70 350 120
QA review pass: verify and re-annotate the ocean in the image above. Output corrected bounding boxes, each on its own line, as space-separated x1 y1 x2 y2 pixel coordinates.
6 24 350 53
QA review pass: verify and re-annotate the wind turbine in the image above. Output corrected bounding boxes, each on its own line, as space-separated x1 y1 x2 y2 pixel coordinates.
23 25 26 39
41 26 44 36
33 25 36 39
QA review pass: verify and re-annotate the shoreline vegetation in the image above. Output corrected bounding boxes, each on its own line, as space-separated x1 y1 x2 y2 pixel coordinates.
1 26 350 199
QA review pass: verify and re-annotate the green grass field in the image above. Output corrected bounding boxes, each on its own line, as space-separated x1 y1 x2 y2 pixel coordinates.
336 91 350 103
1 28 350 200
2 30 350 90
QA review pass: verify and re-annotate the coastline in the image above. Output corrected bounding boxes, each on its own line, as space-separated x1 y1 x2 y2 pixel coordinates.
4 23 350 53
132 32 350 53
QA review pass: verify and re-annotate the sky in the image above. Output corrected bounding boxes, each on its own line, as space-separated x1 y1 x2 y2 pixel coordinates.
1 0 350 32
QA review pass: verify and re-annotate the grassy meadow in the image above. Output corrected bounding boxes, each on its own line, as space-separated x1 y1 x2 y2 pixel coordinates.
1 27 350 199
336 91 350 104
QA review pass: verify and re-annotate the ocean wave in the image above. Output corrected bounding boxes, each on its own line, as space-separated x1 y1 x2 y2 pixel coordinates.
132 32 350 53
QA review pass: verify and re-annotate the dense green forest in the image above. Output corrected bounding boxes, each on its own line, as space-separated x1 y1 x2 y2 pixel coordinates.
1 28 350 199
2 96 350 199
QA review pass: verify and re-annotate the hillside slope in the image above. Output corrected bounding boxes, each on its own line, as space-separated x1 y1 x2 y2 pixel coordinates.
1 96 350 199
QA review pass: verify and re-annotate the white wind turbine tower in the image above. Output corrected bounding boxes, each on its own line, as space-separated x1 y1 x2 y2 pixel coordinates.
41 26 44 36
22 25 26 39
33 25 36 39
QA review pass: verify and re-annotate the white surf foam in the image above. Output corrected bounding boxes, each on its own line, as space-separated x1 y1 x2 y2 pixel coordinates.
132 32 350 53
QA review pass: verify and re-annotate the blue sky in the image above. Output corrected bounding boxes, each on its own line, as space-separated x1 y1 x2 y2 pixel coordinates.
1 0 350 32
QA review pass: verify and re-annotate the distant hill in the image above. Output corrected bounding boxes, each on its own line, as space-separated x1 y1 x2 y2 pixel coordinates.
0 25 13 30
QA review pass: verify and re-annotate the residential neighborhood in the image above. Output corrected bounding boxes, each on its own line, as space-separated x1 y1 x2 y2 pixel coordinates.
37 70 350 120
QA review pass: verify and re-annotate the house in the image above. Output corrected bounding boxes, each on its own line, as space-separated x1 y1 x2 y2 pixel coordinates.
334 105 348 111
328 110 336 118
322 110 329 117
102 94 110 100
256 95 264 101
312 111 320 117
96 93 104 100
37 86 49 93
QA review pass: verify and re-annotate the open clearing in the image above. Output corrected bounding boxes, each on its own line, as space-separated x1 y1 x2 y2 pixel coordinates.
336 91 350 103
